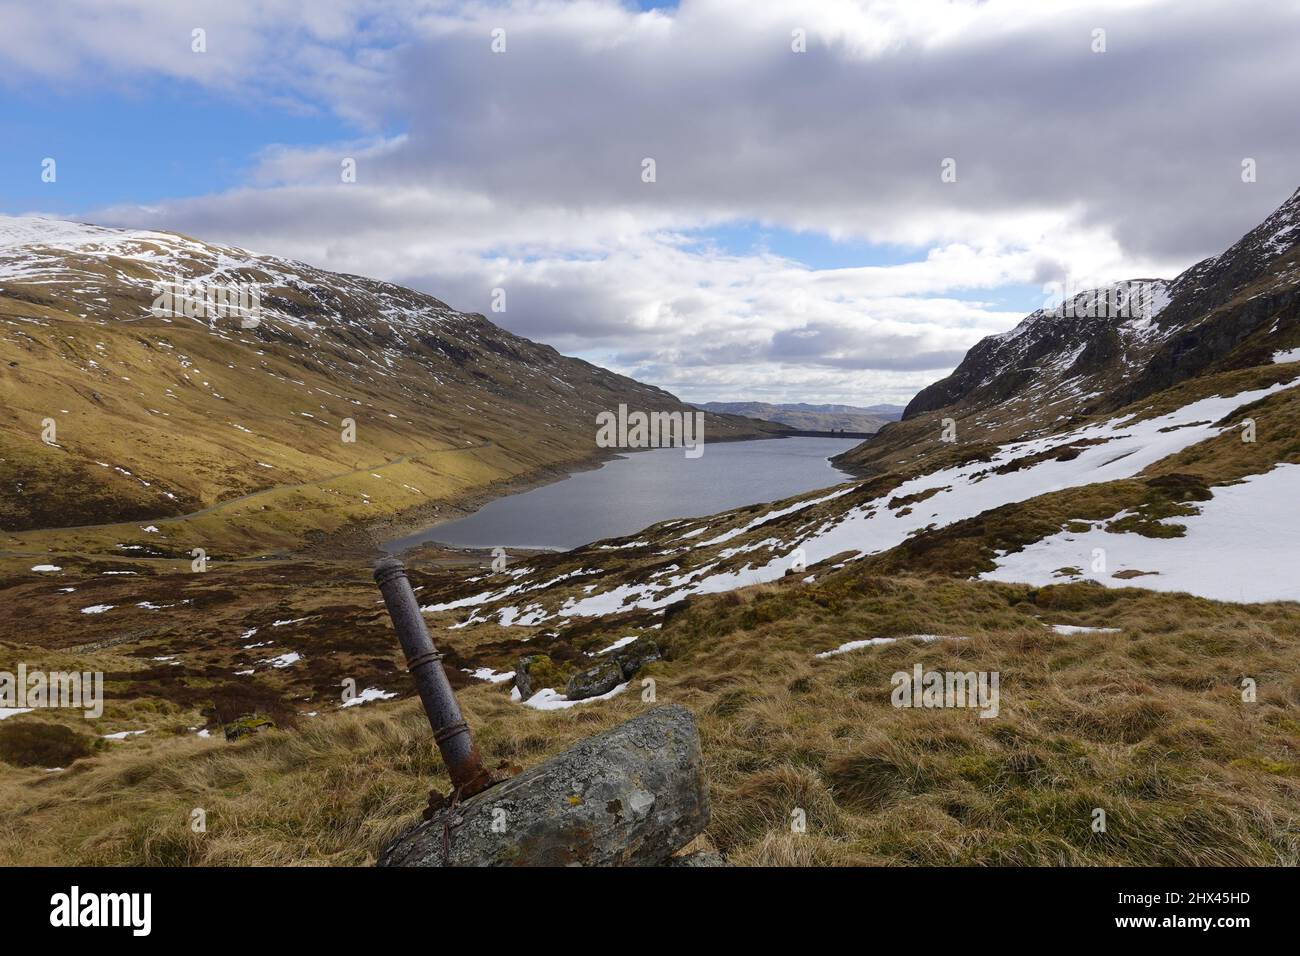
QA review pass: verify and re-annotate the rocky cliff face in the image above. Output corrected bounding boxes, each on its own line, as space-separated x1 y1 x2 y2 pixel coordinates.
1109 187 1300 408
902 278 1173 421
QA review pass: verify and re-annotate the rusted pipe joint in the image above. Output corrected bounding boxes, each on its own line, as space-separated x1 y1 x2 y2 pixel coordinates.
373 557 494 798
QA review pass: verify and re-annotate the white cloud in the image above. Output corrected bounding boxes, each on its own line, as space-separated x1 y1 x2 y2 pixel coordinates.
10 0 1300 403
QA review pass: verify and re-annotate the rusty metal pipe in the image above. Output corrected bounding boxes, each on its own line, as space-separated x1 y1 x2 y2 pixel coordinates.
373 557 492 796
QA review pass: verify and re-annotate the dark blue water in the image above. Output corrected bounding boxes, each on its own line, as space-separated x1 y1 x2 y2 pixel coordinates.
384 436 858 552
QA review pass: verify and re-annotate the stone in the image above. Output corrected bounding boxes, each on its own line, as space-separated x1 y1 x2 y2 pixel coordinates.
378 704 710 867
611 637 660 679
223 714 274 741
514 654 564 700
564 660 625 701
666 849 729 867
666 834 728 866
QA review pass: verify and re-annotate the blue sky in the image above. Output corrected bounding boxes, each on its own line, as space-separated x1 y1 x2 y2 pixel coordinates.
1 82 352 213
690 222 920 270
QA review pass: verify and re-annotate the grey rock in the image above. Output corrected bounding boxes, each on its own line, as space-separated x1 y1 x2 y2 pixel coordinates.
514 654 562 700
378 704 710 867
514 656 537 700
564 660 625 700
611 637 660 679
666 849 729 867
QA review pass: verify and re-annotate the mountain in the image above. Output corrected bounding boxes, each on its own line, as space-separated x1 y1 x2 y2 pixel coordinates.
693 401 903 432
1110 185 1300 407
902 187 1300 425
835 186 1300 479
860 403 907 419
0 217 778 553
899 277 1173 422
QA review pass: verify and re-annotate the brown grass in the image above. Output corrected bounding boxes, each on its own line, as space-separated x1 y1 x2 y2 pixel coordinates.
2 574 1297 866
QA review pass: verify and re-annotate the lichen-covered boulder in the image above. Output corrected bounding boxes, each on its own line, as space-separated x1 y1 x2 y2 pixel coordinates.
514 654 565 700
564 661 624 701
378 704 709 867
223 714 274 741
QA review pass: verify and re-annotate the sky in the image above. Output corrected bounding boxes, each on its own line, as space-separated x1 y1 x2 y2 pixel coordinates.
2 0 1299 406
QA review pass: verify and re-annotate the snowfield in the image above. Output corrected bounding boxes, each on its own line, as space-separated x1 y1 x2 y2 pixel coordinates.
983 464 1299 603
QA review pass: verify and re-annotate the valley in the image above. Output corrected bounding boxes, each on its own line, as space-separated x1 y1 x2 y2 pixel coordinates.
2 189 1299 867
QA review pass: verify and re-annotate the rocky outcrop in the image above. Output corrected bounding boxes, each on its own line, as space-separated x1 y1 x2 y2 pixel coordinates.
564 661 624 700
903 188 1300 425
563 637 661 701
609 637 661 679
513 654 564 700
224 714 274 741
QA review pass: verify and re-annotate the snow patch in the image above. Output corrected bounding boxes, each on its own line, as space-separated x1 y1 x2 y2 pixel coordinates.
511 682 629 710
984 465 1300 603
815 634 949 658
341 687 397 708
464 667 515 684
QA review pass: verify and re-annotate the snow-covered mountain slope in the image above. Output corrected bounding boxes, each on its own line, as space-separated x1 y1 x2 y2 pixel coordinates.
903 277 1173 421
837 187 1300 481
904 187 1300 427
1110 187 1300 408
0 217 776 542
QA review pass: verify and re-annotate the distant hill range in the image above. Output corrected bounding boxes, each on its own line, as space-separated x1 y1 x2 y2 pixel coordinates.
692 401 905 433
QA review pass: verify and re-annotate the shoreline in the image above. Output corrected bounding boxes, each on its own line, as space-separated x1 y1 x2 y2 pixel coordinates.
358 433 860 559
329 428 796 559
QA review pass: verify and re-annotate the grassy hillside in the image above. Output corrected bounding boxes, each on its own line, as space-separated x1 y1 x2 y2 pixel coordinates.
0 220 778 560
